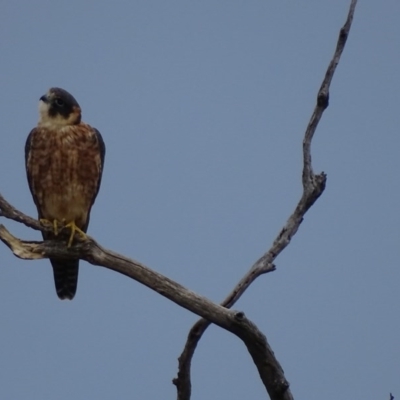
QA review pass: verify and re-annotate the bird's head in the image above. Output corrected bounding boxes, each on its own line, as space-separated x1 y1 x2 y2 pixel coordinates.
38 87 82 127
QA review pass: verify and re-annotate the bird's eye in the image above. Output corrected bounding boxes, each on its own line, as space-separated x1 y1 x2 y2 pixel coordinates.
55 98 65 107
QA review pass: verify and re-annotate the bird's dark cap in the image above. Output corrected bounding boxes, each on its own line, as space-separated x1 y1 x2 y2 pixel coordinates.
41 87 80 108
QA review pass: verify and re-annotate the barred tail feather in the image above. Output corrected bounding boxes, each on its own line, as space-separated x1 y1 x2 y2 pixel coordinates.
51 259 79 300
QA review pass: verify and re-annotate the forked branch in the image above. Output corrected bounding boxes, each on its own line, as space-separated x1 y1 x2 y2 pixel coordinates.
0 218 290 400
173 1 358 399
0 2 357 400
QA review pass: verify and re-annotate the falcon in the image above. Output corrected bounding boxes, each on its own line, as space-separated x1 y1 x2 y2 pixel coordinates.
25 88 105 300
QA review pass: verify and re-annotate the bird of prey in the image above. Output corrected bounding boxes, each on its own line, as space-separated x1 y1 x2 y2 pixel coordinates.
25 88 105 300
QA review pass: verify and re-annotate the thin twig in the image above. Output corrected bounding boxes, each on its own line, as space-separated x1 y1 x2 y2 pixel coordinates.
172 1 358 399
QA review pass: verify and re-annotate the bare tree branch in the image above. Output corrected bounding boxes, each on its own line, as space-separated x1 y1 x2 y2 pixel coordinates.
0 222 290 399
173 1 358 399
0 2 357 399
0 193 46 232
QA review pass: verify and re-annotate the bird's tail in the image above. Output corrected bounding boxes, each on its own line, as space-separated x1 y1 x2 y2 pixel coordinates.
50 258 79 300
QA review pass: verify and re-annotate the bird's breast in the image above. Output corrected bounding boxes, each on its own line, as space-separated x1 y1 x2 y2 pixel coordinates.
27 124 102 226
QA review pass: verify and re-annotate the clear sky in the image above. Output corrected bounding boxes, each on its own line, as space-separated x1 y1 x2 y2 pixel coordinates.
0 1 399 399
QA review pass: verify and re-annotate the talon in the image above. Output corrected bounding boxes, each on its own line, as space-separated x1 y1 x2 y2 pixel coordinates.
64 221 87 248
40 218 59 236
39 218 51 227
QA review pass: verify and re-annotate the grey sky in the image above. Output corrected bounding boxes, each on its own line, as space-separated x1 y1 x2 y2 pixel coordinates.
0 1 399 399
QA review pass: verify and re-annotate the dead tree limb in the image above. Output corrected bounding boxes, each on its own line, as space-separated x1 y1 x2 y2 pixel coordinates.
0 219 290 400
173 1 358 399
0 1 357 399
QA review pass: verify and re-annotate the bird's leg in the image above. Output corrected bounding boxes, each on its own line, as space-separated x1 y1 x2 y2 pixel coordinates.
53 219 59 236
64 221 87 248
39 219 59 236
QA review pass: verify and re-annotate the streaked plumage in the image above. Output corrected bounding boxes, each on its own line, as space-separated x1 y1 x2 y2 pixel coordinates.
25 88 105 300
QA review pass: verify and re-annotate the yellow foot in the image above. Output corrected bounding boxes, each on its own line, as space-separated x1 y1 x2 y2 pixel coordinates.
39 219 59 236
64 221 87 247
